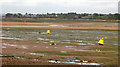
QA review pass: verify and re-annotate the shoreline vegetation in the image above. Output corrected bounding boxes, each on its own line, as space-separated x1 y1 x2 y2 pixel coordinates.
3 12 119 21
2 12 119 23
2 18 119 23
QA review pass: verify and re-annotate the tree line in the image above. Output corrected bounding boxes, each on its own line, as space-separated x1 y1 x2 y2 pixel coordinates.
5 12 120 20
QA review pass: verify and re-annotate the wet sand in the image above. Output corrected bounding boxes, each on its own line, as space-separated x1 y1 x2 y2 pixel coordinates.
1 38 118 65
1 21 118 30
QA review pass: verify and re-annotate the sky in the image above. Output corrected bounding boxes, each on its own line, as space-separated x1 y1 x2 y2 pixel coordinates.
0 0 119 14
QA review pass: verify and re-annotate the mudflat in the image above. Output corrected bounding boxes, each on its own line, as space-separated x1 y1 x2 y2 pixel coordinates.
1 21 118 65
1 21 118 30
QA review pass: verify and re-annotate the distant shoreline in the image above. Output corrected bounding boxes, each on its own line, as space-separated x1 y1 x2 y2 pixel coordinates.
2 18 118 23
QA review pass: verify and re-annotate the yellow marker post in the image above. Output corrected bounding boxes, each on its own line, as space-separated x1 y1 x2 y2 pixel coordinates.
46 30 50 34
98 38 104 45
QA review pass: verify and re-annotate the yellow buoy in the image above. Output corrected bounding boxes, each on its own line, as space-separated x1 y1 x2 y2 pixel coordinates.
98 38 104 45
112 25 114 28
46 30 50 34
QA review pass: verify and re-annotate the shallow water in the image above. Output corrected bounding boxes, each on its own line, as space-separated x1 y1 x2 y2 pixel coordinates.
0 36 23 40
48 60 101 65
2 43 29 49
28 53 45 56
2 43 17 47
2 28 118 45
1 25 67 27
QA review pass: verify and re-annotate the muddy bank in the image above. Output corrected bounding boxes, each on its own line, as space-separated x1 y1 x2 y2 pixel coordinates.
1 22 118 30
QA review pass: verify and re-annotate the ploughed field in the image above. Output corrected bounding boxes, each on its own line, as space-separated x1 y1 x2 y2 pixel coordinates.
1 28 118 65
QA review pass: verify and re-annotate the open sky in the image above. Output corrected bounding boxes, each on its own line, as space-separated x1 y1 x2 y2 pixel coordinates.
0 0 119 14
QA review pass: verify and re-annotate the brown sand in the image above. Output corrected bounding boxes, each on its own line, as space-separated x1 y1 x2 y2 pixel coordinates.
1 21 118 30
